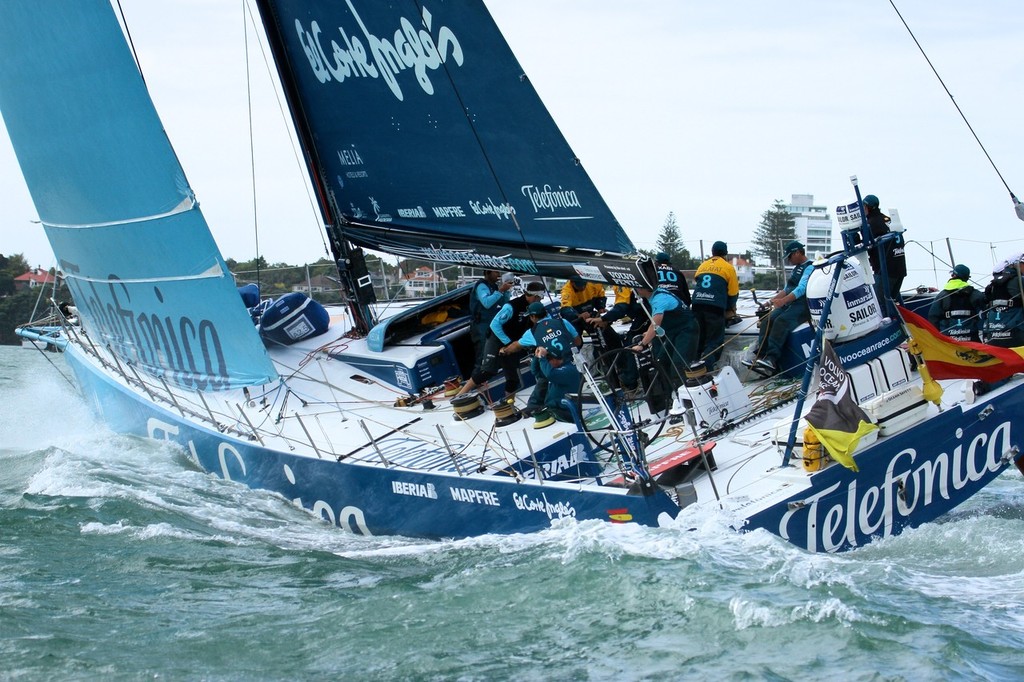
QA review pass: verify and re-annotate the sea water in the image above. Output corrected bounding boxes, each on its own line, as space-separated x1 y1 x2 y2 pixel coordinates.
2 345 1024 680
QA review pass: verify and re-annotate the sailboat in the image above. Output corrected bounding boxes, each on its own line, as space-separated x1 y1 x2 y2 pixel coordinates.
4 1 1022 552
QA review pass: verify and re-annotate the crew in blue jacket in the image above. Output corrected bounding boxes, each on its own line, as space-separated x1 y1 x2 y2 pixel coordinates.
500 301 581 421
748 241 814 377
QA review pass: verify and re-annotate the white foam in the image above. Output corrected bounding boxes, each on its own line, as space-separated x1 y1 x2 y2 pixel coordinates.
731 595 878 630
0 352 103 453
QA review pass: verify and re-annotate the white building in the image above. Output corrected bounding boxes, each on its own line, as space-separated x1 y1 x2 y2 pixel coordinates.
402 266 449 298
785 194 833 260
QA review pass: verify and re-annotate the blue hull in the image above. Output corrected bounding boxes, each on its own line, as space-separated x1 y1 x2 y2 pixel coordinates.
62 344 681 539
27 326 1022 552
745 390 1023 552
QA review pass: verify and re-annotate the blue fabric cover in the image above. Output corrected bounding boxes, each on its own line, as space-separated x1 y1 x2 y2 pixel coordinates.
238 284 261 308
259 293 330 346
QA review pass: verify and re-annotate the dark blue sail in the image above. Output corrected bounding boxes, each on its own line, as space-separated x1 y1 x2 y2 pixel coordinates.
256 0 646 288
0 2 277 390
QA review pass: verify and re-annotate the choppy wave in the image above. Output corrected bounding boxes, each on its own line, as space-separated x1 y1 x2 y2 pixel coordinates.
2 346 1024 680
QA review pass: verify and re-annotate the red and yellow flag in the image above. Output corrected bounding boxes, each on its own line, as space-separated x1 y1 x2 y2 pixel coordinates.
898 306 1024 382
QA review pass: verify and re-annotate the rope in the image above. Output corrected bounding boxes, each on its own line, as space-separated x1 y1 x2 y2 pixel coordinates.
28 344 76 389
889 0 1017 201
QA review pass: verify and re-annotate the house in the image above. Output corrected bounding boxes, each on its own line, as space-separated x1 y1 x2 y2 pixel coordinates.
731 256 754 285
13 268 55 292
402 266 448 297
291 274 338 294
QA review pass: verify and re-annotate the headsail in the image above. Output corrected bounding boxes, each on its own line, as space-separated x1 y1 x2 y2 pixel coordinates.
255 0 647 289
0 2 277 390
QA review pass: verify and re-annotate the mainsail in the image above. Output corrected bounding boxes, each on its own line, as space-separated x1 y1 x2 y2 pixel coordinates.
255 0 647 289
0 2 277 390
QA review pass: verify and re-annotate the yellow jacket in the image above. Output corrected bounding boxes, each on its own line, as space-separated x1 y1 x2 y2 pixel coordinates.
560 281 607 309
692 257 739 310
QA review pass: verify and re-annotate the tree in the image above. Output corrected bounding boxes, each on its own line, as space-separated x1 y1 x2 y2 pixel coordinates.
752 200 796 271
644 212 697 269
0 253 31 297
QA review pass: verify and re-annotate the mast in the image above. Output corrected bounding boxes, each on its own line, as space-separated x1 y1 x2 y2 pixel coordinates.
252 0 377 334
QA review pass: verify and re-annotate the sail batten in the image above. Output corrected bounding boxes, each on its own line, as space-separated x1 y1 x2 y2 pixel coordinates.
63 263 226 286
39 196 198 230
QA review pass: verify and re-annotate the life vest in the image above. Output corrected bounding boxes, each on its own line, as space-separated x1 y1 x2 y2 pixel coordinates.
786 260 812 292
501 295 535 342
655 264 691 305
986 268 1018 311
469 278 499 324
937 287 981 341
533 316 572 356
650 288 690 337
983 267 1024 344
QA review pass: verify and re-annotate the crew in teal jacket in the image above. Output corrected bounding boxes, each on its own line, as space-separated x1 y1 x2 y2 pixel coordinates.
749 241 814 377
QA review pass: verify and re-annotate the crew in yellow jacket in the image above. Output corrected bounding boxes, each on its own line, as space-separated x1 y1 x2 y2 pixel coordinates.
691 241 739 370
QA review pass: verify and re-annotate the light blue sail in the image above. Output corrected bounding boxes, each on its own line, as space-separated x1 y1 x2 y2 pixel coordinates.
0 1 276 390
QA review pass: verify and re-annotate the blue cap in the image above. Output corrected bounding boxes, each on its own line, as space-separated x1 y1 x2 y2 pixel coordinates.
527 301 547 316
655 252 671 264
863 194 880 208
951 264 970 280
784 241 804 257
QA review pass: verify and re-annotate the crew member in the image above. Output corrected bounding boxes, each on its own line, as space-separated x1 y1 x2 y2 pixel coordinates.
468 270 513 376
747 240 813 377
863 194 907 305
531 346 582 426
983 257 1024 347
457 281 546 397
691 241 739 370
559 276 607 324
501 301 581 420
631 279 698 388
927 264 985 342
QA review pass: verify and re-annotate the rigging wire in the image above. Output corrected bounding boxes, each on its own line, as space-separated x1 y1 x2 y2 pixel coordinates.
243 1 334 258
240 0 332 260
242 0 262 291
889 0 1018 204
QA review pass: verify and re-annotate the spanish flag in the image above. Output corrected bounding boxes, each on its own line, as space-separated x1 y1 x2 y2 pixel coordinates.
804 340 878 472
898 306 1024 382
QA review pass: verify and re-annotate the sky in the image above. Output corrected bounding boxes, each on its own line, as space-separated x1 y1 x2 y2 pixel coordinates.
2 0 1023 289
